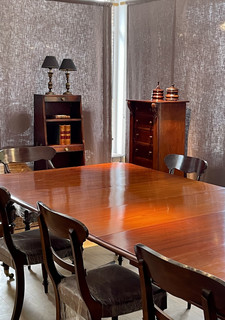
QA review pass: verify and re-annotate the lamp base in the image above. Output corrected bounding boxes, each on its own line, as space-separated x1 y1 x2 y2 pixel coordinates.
46 91 55 95
63 91 73 95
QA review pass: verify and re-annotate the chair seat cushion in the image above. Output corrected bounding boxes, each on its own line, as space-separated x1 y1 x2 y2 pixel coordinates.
0 228 72 267
58 263 167 318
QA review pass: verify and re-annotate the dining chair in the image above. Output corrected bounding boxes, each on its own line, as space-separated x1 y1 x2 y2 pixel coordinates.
0 145 56 173
0 146 59 286
164 154 208 181
135 243 225 320
37 202 167 320
0 187 73 320
0 145 56 230
164 153 208 309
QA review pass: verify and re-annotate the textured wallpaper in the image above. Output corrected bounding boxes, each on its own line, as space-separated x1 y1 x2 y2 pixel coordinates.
127 0 225 186
0 0 112 164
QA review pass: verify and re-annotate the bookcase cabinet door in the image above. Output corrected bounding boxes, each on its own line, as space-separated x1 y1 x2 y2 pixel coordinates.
34 94 85 169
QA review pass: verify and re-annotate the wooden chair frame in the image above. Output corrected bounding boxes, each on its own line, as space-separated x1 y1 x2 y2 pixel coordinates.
0 187 72 320
0 188 48 320
38 202 165 320
135 243 225 320
0 145 56 173
164 154 208 181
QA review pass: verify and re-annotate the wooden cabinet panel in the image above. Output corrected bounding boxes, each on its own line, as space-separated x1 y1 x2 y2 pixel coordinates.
34 94 85 169
128 100 187 173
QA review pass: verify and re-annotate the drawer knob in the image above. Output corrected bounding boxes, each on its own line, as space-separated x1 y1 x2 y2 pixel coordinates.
149 135 153 139
135 148 139 152
148 151 152 154
64 147 69 151
136 133 139 136
136 119 139 122
149 120 152 124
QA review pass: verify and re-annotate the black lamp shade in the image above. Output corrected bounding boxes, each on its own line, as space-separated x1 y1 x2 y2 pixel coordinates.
42 56 59 69
59 59 77 71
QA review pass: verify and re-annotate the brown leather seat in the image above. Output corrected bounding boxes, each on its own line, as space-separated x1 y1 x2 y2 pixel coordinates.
38 201 167 320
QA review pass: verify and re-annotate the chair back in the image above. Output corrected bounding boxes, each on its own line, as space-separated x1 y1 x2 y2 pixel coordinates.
135 243 225 320
37 202 101 317
0 146 56 173
0 187 26 263
164 154 208 180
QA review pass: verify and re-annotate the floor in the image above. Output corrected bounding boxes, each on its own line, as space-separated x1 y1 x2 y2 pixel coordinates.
0 243 204 320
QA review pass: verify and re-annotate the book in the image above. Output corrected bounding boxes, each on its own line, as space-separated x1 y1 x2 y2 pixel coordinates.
59 125 71 145
59 125 66 145
49 115 71 119
64 125 71 145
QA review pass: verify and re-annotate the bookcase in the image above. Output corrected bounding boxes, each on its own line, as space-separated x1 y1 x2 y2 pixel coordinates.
34 94 85 169
127 99 187 173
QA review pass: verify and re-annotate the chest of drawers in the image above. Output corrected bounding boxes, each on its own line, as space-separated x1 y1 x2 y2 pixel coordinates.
127 100 187 172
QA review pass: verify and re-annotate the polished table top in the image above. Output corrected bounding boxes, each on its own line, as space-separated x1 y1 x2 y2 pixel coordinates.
1 162 225 280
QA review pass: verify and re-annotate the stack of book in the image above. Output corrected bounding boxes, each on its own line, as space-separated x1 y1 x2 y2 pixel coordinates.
59 125 71 145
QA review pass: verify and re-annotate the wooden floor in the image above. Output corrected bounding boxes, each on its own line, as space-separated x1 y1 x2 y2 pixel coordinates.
0 243 204 320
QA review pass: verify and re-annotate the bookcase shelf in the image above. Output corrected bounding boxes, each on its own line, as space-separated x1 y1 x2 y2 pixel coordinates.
34 94 85 169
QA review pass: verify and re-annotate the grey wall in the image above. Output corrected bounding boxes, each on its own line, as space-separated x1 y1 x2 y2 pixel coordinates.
0 0 112 164
127 0 225 185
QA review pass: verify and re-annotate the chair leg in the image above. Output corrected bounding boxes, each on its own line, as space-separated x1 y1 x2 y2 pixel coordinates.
23 210 31 231
12 265 25 320
41 263 48 293
118 255 123 266
112 317 118 320
2 262 14 279
187 302 191 309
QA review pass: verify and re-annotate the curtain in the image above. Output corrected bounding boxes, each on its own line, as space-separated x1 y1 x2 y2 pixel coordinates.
127 0 225 185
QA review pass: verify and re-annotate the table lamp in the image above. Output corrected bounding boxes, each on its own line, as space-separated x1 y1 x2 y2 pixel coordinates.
41 56 59 95
59 59 77 95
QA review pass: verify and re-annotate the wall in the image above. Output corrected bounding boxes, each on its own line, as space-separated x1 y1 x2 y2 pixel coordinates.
0 0 112 164
127 0 225 185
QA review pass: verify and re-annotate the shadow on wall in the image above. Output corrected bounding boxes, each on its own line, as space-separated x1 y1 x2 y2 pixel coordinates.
6 112 31 135
1 112 33 148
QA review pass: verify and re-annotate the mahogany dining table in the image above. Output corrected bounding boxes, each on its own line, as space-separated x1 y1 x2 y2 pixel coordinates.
1 162 225 280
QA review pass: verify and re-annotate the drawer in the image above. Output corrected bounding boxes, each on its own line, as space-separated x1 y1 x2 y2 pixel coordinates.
45 95 81 103
133 143 153 159
133 157 153 169
134 102 153 113
52 144 84 153
135 114 154 129
134 128 153 144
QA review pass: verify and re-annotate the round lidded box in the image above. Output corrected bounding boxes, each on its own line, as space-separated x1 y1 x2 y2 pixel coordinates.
152 82 164 101
166 84 179 101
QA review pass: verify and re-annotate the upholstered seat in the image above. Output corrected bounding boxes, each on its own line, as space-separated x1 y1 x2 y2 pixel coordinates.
0 228 71 267
58 263 166 319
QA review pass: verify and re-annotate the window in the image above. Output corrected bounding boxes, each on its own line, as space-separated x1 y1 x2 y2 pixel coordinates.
111 5 127 158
